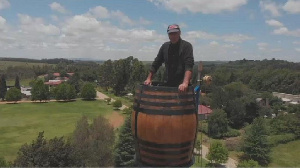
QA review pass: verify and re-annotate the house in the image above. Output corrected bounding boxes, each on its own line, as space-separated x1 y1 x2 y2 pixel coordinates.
44 72 74 87
198 105 213 120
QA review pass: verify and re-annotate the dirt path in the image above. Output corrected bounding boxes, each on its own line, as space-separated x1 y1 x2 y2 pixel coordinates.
96 91 127 110
106 111 125 128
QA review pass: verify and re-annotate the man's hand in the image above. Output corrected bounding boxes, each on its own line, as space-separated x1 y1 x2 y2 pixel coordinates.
178 83 188 92
144 79 152 85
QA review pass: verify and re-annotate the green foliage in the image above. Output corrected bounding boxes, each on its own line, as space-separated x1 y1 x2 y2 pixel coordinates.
14 132 75 167
270 114 300 137
222 127 241 138
114 115 135 167
198 122 208 134
242 118 270 166
5 87 22 102
0 74 7 100
72 116 115 167
104 97 112 105
54 83 76 101
14 75 21 90
237 159 260 167
113 100 122 109
267 133 297 147
67 72 81 93
0 156 8 167
31 80 49 102
81 83 96 100
207 141 228 164
208 109 228 138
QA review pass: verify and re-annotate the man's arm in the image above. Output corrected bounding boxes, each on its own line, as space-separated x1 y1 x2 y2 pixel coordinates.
179 70 192 92
179 41 194 92
144 44 165 85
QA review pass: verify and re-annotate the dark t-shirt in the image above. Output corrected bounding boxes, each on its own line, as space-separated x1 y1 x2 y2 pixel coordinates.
166 41 183 87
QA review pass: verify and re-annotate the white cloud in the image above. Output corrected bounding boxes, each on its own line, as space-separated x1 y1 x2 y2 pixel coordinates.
260 0 281 17
0 16 6 30
293 41 300 45
111 10 135 26
283 0 300 14
0 0 10 10
266 19 284 27
139 17 152 25
222 34 254 43
149 0 247 14
209 41 219 46
18 14 60 35
295 48 300 52
88 6 110 19
257 42 268 50
185 31 253 43
49 2 68 14
273 27 300 37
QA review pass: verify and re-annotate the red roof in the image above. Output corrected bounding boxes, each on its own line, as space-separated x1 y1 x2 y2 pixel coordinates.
44 81 62 85
53 73 60 77
198 105 212 115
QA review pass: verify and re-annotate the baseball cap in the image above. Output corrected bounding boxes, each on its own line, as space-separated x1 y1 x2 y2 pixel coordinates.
167 24 180 33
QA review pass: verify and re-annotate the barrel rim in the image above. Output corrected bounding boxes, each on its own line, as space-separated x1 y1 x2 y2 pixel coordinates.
137 84 194 92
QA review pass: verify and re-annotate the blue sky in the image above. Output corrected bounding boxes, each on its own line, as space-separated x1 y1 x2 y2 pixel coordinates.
0 0 299 62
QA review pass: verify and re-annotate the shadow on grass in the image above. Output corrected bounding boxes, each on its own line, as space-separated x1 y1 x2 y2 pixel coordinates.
31 101 49 104
55 99 77 103
81 99 97 101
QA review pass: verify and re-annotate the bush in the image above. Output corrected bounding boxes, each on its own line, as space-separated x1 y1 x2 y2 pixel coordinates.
267 133 296 147
0 156 8 167
198 122 208 134
222 127 241 137
237 159 260 167
225 137 242 151
5 87 22 102
113 100 122 109
81 83 96 100
104 97 111 105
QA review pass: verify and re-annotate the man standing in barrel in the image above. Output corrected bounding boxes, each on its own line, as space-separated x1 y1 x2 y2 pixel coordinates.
144 24 194 92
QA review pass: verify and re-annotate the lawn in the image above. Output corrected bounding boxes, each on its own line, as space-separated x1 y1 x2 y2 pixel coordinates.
192 157 209 167
269 140 300 167
97 87 133 107
0 99 116 162
6 78 34 87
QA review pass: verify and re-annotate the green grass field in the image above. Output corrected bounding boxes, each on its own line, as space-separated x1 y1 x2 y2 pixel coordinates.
269 140 300 167
0 99 116 162
6 78 34 87
0 61 52 70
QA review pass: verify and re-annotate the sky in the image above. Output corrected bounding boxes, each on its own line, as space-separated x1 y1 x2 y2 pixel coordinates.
0 0 299 62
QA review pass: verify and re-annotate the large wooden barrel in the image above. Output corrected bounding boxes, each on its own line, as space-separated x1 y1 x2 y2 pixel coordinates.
132 84 198 167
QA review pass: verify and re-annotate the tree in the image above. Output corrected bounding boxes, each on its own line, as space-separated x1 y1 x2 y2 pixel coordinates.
54 83 76 101
81 83 96 100
208 109 228 138
242 118 270 166
113 100 122 110
207 141 228 165
31 80 49 102
72 116 115 167
67 72 81 93
5 87 22 103
114 115 135 167
237 159 260 167
99 60 114 91
225 98 246 129
15 75 21 90
0 74 7 101
14 132 75 167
